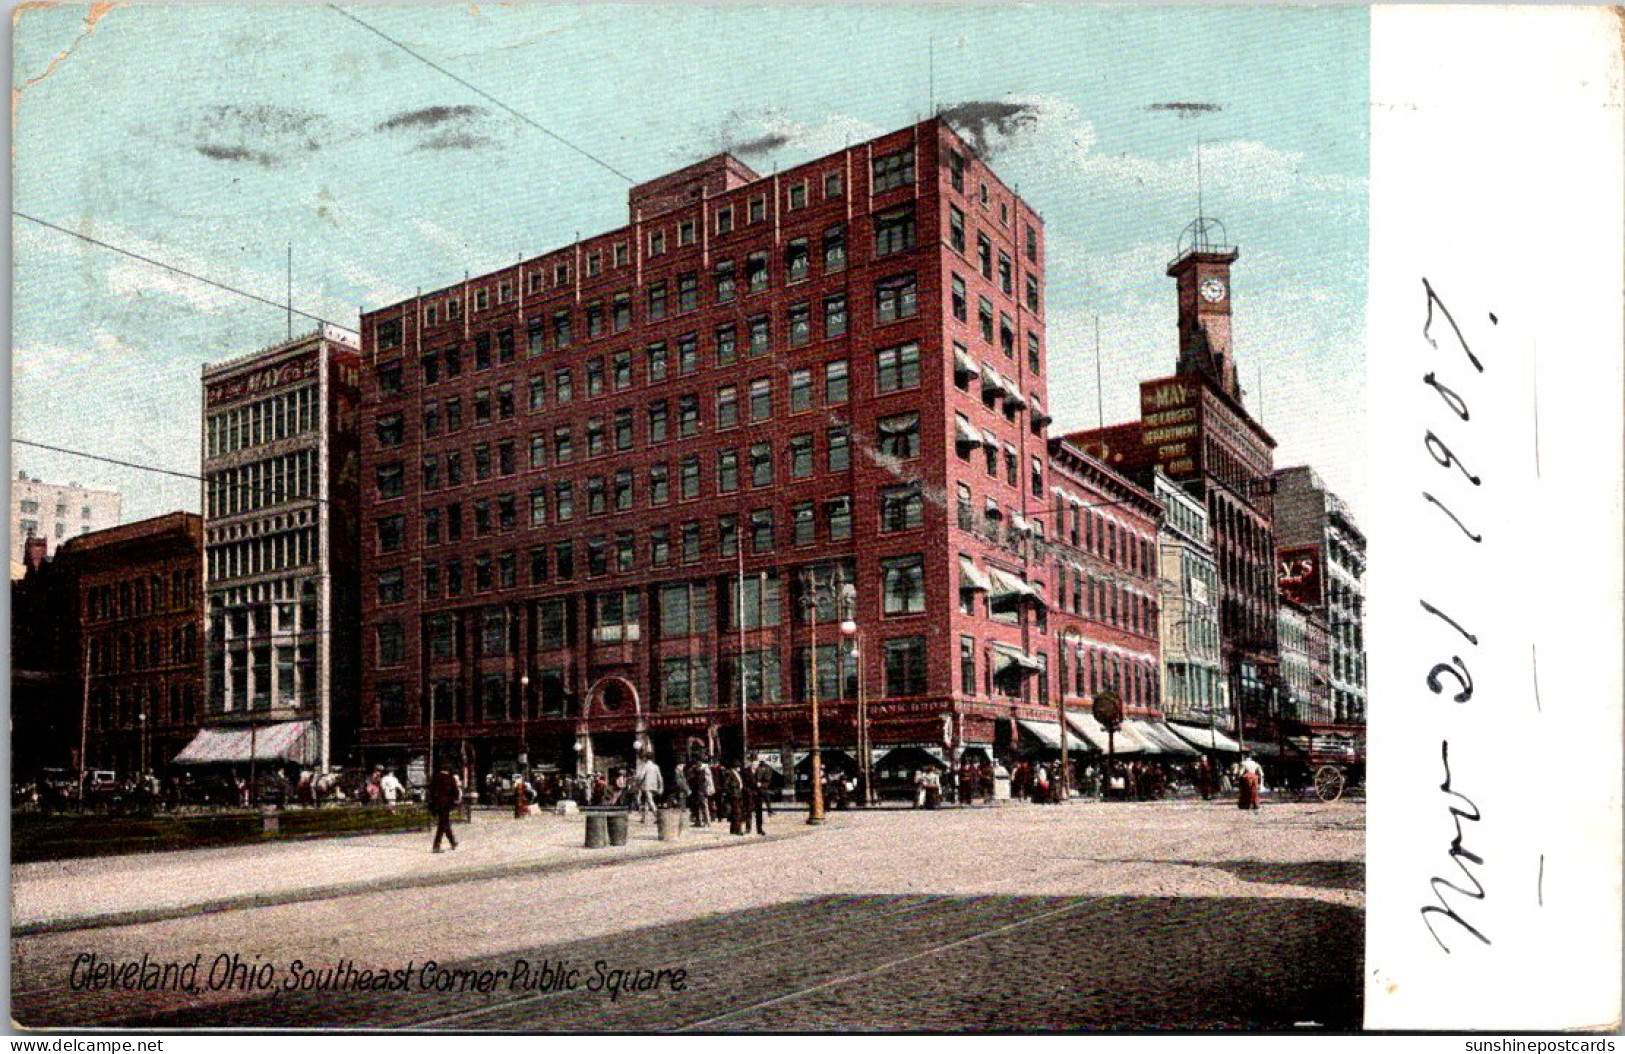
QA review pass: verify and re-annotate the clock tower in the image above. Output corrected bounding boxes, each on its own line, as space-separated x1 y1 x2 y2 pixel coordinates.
1168 218 1241 401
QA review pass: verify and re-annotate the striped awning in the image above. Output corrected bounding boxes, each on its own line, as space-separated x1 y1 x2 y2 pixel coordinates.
1065 711 1142 754
958 556 993 592
986 566 1038 601
1168 721 1244 753
173 720 316 765
1133 721 1202 756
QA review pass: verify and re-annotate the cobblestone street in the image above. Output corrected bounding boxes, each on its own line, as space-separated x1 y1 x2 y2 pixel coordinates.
12 799 1363 1030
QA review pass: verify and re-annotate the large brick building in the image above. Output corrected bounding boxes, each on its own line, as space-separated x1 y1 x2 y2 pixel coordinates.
66 513 205 776
1273 464 1365 726
355 118 1167 782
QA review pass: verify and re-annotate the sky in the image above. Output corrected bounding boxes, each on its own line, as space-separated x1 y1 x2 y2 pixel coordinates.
11 5 1368 523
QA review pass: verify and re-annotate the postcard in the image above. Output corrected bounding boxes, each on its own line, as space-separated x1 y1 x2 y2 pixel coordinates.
8 3 1620 1039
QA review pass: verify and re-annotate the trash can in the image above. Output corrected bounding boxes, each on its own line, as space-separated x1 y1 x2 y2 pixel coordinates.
584 812 609 849
261 805 280 835
656 807 684 842
992 774 1012 803
606 811 629 846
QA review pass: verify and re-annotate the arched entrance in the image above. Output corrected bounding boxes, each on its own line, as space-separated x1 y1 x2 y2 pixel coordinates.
577 675 645 777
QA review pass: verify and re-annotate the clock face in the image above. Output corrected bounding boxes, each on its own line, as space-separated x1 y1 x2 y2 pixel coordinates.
1200 277 1227 303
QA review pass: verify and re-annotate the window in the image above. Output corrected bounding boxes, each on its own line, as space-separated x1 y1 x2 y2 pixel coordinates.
497 441 516 476
375 413 404 447
678 220 696 246
648 230 666 256
790 434 814 478
376 362 403 396
749 378 772 421
876 342 921 392
1026 274 1041 313
825 359 849 404
377 569 405 605
678 272 699 312
681 522 701 563
717 385 739 429
585 418 605 457
718 515 738 556
715 324 737 366
616 533 635 572
614 408 634 451
977 234 993 279
1031 456 1044 496
376 515 404 553
749 196 766 224
876 273 917 322
613 469 633 511
874 206 916 256
883 556 925 614
660 582 713 638
949 150 965 192
614 243 630 268
961 636 977 694
586 358 605 396
527 320 545 356
650 528 670 566
648 400 669 443
647 281 668 321
786 238 810 283
612 350 633 389
528 375 547 412
793 503 815 546
881 486 924 532
877 412 920 458
999 252 1013 295
788 302 811 347
788 182 808 209
553 310 572 347
530 488 549 526
555 481 574 520
750 509 774 552
647 342 668 381
555 367 573 404
823 224 846 271
1028 332 1041 375
593 590 642 643
586 539 608 576
556 541 574 579
872 147 915 192
474 499 492 534
824 171 843 197
376 462 404 500
376 623 405 667
750 442 773 487
1000 313 1016 358
715 260 736 303
552 424 574 463
377 318 403 350
611 293 632 331
823 294 847 338
885 637 927 696
790 369 812 412
679 456 700 499
678 334 698 374
979 296 995 342
828 427 850 472
718 449 739 492
679 395 699 437
746 251 768 293
826 496 852 541
949 206 966 252
716 205 733 234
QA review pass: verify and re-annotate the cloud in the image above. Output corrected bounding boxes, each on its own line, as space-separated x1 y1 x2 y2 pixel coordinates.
376 104 485 132
415 130 498 152
180 103 340 167
691 108 885 165
939 100 1044 159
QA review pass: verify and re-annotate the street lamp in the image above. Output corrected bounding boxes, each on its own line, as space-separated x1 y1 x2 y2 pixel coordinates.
800 568 851 826
138 711 149 779
514 673 530 818
839 593 874 807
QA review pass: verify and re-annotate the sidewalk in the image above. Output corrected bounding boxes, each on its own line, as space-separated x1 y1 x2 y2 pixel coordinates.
11 807 810 936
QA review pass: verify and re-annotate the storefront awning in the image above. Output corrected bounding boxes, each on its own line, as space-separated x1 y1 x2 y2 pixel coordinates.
1064 711 1142 754
173 720 316 766
1131 720 1201 756
953 347 979 376
1167 722 1243 754
958 556 993 593
954 417 983 447
1018 719 1069 750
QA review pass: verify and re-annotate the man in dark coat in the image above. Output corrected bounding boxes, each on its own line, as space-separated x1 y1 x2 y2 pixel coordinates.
722 762 746 835
428 763 462 853
744 756 771 835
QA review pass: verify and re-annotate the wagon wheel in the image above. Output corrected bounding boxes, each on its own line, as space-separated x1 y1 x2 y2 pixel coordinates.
1314 765 1345 803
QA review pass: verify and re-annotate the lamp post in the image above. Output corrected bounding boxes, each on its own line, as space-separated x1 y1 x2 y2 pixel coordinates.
799 568 849 826
839 590 873 807
514 673 530 818
138 711 149 779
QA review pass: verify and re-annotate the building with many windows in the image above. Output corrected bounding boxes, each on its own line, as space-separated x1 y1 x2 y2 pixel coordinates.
1273 464 1366 725
355 118 1167 784
1151 471 1227 737
192 328 362 773
10 471 122 570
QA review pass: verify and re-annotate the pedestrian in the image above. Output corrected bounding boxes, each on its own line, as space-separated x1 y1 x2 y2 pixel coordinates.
744 756 770 835
1033 762 1050 803
1238 753 1263 811
428 762 462 853
380 768 404 806
722 761 746 835
672 759 690 812
633 753 663 821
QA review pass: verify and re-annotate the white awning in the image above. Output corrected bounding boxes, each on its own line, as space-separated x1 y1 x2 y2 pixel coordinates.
953 348 979 375
1168 721 1244 753
173 720 316 765
1011 513 1032 535
878 412 919 436
1132 720 1201 756
1004 388 1028 410
1030 395 1052 426
958 556 993 592
993 642 1042 675
1116 720 1172 756
1018 719 1068 749
1064 711 1141 754
980 365 1007 395
986 566 1038 600
954 417 983 447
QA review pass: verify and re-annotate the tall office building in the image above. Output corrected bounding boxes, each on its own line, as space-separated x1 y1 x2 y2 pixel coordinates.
1273 464 1365 725
354 118 1168 783
192 327 361 773
10 471 121 569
